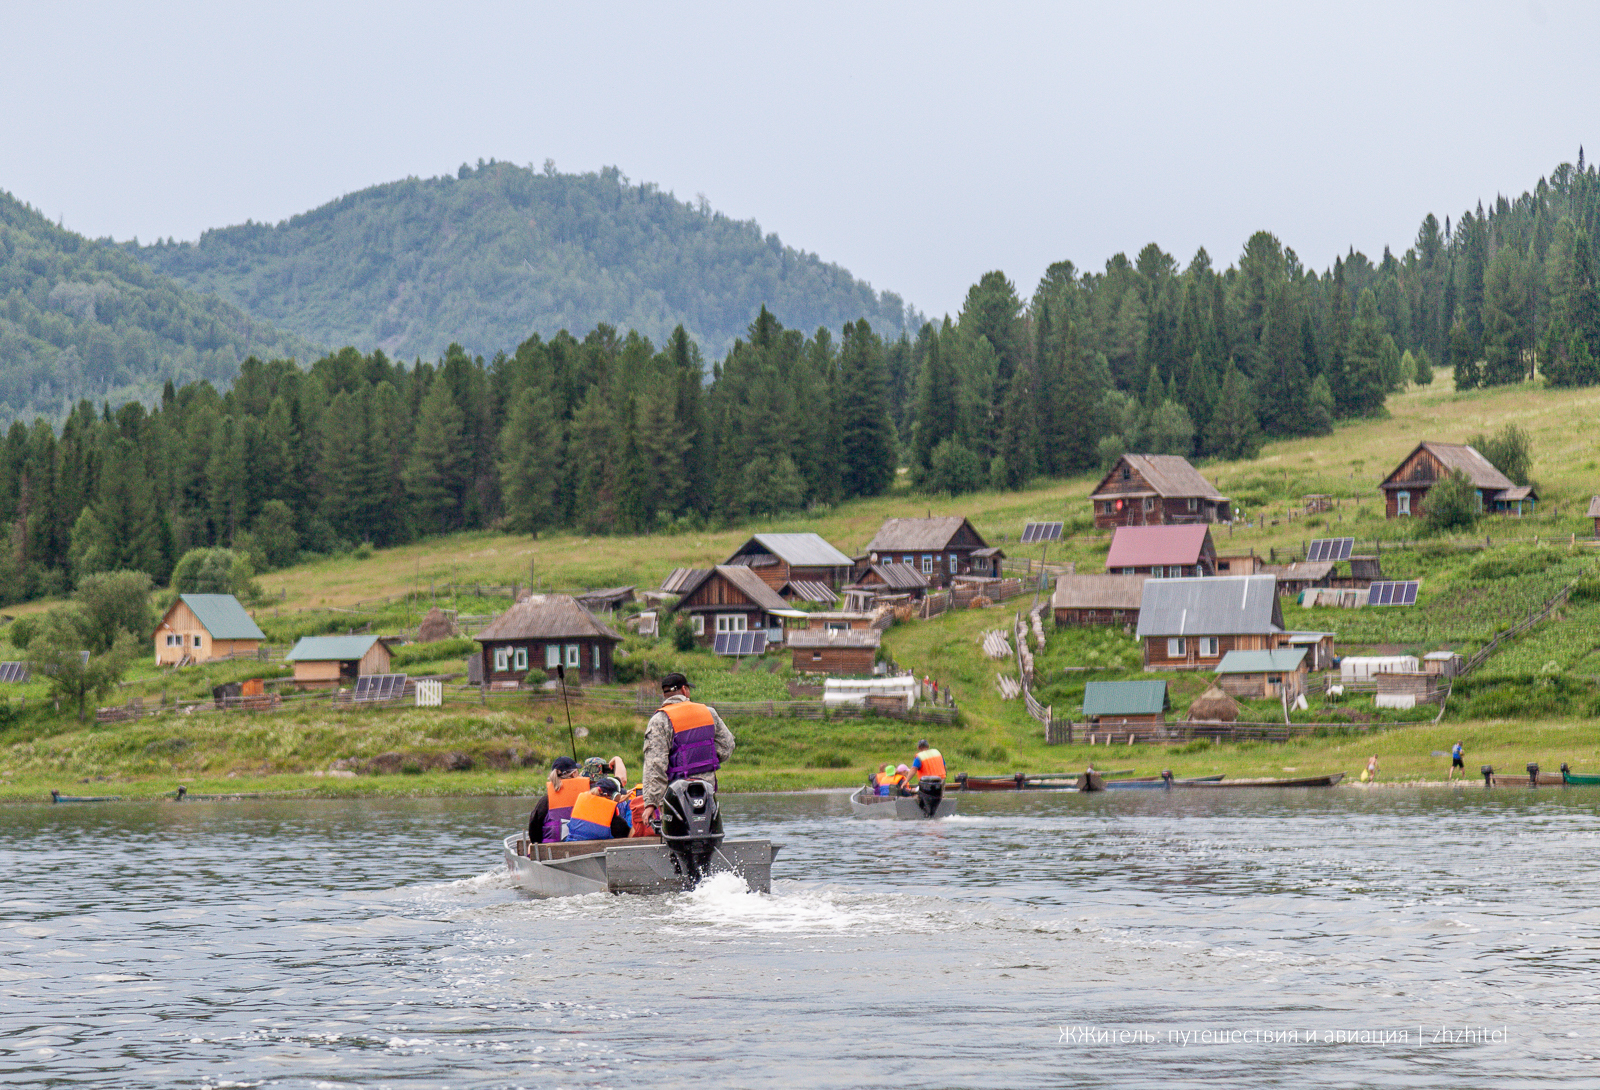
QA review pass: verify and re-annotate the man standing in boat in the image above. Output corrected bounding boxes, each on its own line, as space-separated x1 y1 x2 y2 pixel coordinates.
910 739 946 816
640 672 736 828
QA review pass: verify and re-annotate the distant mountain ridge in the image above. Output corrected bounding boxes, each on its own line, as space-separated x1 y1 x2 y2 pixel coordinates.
0 191 317 424
130 160 921 362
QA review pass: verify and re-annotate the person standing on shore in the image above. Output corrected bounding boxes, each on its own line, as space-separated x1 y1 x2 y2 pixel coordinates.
1449 741 1465 781
1365 755 1380 783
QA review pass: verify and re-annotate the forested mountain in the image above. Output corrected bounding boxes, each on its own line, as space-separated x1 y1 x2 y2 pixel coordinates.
0 191 317 425
129 161 919 363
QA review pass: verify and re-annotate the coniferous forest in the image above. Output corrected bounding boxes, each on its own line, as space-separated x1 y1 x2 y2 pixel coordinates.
4 154 1600 606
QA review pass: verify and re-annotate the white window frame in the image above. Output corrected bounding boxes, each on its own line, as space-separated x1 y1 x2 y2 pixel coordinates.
1397 490 1410 516
1120 567 1136 576
921 554 933 573
827 621 847 632
545 644 560 669
716 614 747 633
514 647 528 671
564 644 580 668
1143 497 1155 512
691 615 705 636
948 554 958 574
494 647 509 671
193 635 203 648
1187 497 1197 511
1168 637 1186 657
1199 637 1219 658
593 644 601 671
1168 565 1184 578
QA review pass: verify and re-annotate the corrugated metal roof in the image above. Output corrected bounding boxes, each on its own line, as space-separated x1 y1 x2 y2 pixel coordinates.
672 566 792 613
1105 525 1211 569
1135 575 1283 638
1052 574 1148 610
783 580 839 603
852 564 929 590
1091 454 1227 500
733 533 854 569
174 594 266 641
788 628 881 649
1214 649 1307 674
475 594 623 643
1082 680 1169 717
1381 442 1515 492
864 516 985 553
287 635 382 662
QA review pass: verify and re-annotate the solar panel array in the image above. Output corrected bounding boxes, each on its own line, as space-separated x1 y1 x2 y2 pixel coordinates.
1367 581 1419 606
0 661 28 683
352 673 409 701
712 631 768 656
1306 537 1355 562
1021 521 1064 543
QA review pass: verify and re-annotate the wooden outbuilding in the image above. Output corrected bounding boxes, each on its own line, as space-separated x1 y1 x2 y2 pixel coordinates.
1081 680 1169 737
846 562 931 605
723 533 854 597
286 635 393 689
474 593 623 686
1105 524 1217 577
668 566 803 646
801 611 878 632
1135 575 1285 671
1052 574 1148 627
1215 552 1264 575
1213 648 1308 700
1089 454 1231 529
1589 496 1600 537
1379 441 1533 518
863 516 1000 586
154 594 266 666
572 586 635 613
1284 631 1335 672
1265 561 1335 597
788 628 880 675
1423 650 1464 678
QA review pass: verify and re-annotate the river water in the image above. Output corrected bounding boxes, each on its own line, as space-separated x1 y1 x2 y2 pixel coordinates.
4 787 1599 1088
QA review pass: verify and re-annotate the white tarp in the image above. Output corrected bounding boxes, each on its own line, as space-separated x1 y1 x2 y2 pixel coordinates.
824 675 919 710
1375 693 1416 710
1340 656 1420 681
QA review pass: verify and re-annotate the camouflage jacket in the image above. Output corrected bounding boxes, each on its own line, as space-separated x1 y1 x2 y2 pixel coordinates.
641 693 735 810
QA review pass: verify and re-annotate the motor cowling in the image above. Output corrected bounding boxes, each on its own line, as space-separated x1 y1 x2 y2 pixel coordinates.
660 778 724 884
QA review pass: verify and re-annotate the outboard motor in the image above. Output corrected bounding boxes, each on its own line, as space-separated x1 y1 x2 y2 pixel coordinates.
916 776 945 818
660 778 724 884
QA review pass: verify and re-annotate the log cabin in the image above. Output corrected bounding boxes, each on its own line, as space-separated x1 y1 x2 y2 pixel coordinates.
668 566 804 647
862 516 1001 586
1378 441 1535 518
1051 574 1148 627
1104 524 1217 577
1134 575 1285 671
723 533 854 602
1081 680 1170 738
788 628 880 675
153 593 265 665
1089 454 1231 529
474 593 623 686
1213 649 1308 701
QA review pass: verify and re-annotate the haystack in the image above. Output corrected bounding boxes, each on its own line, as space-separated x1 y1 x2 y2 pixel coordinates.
417 606 457 643
1187 684 1240 723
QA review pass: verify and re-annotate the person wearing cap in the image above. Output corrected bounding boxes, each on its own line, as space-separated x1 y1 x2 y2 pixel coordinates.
526 755 590 843
911 739 946 782
640 672 735 825
868 762 894 796
564 777 634 841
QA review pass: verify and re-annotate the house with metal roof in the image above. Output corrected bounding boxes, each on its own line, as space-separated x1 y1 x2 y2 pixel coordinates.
862 516 1000 586
154 593 266 666
789 627 881 675
724 533 854 601
286 634 393 689
1081 680 1170 737
1051 573 1148 627
1134 575 1285 671
1213 648 1308 700
1379 441 1536 518
474 593 623 686
1089 454 1231 529
667 566 807 648
1105 524 1217 577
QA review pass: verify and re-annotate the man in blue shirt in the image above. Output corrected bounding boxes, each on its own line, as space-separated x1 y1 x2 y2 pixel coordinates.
1449 741 1465 781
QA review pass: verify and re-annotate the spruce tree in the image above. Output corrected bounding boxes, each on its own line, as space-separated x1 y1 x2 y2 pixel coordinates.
497 384 563 533
403 376 467 533
837 320 895 498
1344 290 1389 416
1481 244 1531 386
1208 365 1261 460
996 363 1038 489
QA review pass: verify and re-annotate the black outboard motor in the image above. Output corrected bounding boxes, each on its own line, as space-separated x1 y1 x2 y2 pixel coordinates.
660 778 724 884
916 776 945 818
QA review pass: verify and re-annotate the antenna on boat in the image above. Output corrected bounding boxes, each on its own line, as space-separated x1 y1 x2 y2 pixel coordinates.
556 664 578 759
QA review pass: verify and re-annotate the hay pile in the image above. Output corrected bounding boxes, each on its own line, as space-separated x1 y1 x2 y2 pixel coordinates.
417 606 457 643
1187 684 1240 723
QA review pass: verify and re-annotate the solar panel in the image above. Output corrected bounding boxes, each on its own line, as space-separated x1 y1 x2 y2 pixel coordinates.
0 661 28 683
1367 581 1418 607
713 631 767 656
353 673 409 701
1021 522 1063 543
1307 537 1354 562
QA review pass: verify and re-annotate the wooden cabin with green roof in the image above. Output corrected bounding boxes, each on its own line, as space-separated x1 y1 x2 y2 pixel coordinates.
154 593 266 666
1081 680 1170 738
286 634 393 689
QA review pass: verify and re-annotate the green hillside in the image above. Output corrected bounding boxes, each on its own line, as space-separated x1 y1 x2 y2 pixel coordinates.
0 191 317 424
129 160 919 362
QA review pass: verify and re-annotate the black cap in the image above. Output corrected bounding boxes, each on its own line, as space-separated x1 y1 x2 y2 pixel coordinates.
552 755 579 773
593 776 619 797
661 672 689 693
917 739 929 748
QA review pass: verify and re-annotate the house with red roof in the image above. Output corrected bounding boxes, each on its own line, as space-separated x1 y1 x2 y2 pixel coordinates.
1104 524 1217 578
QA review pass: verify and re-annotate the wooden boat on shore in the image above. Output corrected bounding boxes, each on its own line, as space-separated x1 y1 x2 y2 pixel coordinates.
1174 773 1344 789
502 833 779 897
49 789 122 803
1105 774 1226 790
1560 766 1600 786
849 786 959 819
952 773 1078 792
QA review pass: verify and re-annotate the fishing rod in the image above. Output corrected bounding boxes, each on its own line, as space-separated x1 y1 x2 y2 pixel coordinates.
555 663 578 759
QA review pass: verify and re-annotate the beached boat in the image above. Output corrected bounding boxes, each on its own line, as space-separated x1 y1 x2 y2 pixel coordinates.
1560 768 1600 786
952 773 1079 792
49 789 122 803
848 786 960 819
1175 773 1344 789
502 833 780 896
1104 774 1226 790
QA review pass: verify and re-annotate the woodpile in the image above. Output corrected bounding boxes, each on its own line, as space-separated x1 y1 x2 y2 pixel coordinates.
980 630 1012 659
996 674 1021 700
969 595 993 609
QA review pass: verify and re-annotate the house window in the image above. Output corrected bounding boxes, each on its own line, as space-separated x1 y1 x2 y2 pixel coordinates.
1199 637 1219 657
1268 675 1282 685
716 614 747 633
812 652 822 662
827 621 847 632
1187 497 1197 511
545 644 560 669
565 644 580 668
1167 566 1183 578
904 555 915 565
948 554 958 574
1168 637 1186 657
514 647 528 671
1397 490 1411 516
165 634 178 647
1120 567 1136 576
193 635 203 648
593 644 601 671
1142 498 1154 512
691 615 705 636
921 555 933 573
1121 465 1131 481
494 647 509 671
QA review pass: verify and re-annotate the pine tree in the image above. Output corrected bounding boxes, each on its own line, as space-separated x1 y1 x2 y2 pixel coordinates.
996 363 1038 489
1343 290 1388 415
403 376 467 533
1255 284 1311 436
910 323 956 484
497 384 563 533
1449 314 1481 391
1481 243 1531 386
837 320 895 498
569 385 618 533
1207 365 1260 460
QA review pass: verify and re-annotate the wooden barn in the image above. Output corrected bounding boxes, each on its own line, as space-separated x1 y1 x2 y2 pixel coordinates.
1134 575 1285 671
153 593 265 666
286 635 393 689
668 566 804 646
1089 454 1232 529
723 533 854 602
1052 574 1148 627
474 593 623 686
1379 441 1535 518
863 516 1001 586
1081 680 1170 736
1105 524 1217 577
1264 560 1335 597
1213 648 1308 701
788 628 880 675
845 562 930 609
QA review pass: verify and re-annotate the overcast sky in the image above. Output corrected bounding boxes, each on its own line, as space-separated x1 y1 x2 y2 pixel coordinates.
4 1 1596 320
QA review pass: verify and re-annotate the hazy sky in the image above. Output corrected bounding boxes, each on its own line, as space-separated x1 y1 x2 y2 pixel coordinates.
4 1 1597 320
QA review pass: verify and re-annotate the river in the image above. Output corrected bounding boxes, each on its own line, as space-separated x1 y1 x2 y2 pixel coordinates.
3 787 1598 1088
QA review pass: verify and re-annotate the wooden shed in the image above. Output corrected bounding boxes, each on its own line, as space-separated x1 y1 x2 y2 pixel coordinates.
1081 680 1169 737
788 628 880 675
1089 454 1231 529
1265 560 1335 597
474 593 623 686
846 562 931 605
286 635 393 689
863 516 999 585
1213 648 1308 701
1135 575 1285 671
1051 574 1148 627
154 594 265 666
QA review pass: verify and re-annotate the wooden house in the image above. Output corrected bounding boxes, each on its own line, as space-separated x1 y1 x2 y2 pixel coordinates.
154 594 266 666
1213 648 1308 700
668 566 804 646
474 593 623 686
1215 552 1264 575
1089 454 1231 529
723 533 854 602
1051 574 1148 627
1589 496 1600 537
1379 441 1535 518
286 635 393 689
1134 575 1285 671
863 516 1001 586
1105 524 1217 577
1081 680 1169 737
789 628 880 675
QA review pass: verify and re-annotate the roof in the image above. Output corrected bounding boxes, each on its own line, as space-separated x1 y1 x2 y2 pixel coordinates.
971 546 1005 558
729 533 854 569
1091 454 1228 501
783 580 839 604
287 634 383 662
672 566 792 614
660 568 708 594
1285 631 1333 644
864 516 987 553
572 586 635 606
803 611 877 623
1589 496 1600 519
1497 485 1537 502
1380 442 1515 492
1215 649 1307 674
1052 574 1148 611
475 594 623 643
853 564 929 590
1264 560 1336 581
788 628 882 649
1135 575 1283 638
1105 525 1211 569
1424 650 1462 661
169 594 265 641
1082 680 1169 717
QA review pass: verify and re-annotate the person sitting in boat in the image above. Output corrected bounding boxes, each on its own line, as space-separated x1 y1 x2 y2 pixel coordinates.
893 764 912 795
583 755 630 790
527 756 590 844
564 777 634 841
868 763 896 796
624 782 654 837
639 672 735 829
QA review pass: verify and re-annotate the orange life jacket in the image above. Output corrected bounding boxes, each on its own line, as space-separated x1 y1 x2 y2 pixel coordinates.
567 790 619 841
627 785 651 837
914 749 946 779
543 776 590 841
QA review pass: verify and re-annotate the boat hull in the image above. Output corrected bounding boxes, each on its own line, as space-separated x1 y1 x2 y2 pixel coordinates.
1105 775 1226 789
848 786 960 819
1175 773 1345 789
1562 771 1600 786
502 834 779 897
